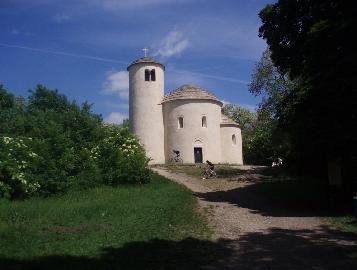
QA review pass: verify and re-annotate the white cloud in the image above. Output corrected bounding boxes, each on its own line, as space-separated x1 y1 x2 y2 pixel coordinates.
102 70 129 100
165 68 205 91
104 101 129 110
154 31 189 58
176 16 266 61
221 100 232 106
105 112 128 125
52 13 71 23
10 29 34 37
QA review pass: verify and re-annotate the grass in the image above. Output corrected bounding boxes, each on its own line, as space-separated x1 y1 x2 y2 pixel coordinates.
324 215 357 234
0 173 210 263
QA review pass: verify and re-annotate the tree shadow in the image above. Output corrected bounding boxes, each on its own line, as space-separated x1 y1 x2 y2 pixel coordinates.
1 226 357 270
216 226 357 270
196 179 332 217
0 238 230 270
214 166 294 184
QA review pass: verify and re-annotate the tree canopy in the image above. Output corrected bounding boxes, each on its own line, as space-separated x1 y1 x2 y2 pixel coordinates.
258 0 357 176
0 85 150 199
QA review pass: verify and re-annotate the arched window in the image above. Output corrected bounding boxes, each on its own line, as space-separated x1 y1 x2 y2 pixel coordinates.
178 117 184 129
150 69 156 81
202 116 207 128
145 69 150 81
232 134 237 145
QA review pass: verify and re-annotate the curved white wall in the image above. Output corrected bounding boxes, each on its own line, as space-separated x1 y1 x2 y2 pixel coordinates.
163 100 222 163
220 125 243 164
129 63 165 164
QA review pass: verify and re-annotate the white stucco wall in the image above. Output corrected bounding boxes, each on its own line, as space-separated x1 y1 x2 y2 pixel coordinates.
220 125 243 164
163 100 222 163
128 63 165 164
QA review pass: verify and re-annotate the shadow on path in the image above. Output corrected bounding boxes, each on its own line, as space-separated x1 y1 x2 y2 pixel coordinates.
1 226 357 270
196 180 331 217
197 166 335 217
220 226 357 269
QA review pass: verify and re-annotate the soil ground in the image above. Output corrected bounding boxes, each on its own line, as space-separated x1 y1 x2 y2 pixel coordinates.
153 166 357 270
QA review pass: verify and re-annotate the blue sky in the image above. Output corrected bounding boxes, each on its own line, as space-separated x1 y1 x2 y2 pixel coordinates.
0 0 272 124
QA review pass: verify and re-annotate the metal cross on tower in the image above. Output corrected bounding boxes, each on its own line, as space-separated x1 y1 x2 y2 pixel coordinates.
142 47 149 57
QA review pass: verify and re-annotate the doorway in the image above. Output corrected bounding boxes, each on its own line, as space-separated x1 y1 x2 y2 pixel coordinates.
194 147 203 163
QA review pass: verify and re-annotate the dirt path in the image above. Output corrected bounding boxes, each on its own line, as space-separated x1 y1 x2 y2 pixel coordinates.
153 167 357 270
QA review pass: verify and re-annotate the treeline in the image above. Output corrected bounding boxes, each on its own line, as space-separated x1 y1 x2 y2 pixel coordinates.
0 85 150 199
222 103 288 166
226 0 356 197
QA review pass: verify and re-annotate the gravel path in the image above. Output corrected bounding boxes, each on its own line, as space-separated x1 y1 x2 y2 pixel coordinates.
153 166 357 270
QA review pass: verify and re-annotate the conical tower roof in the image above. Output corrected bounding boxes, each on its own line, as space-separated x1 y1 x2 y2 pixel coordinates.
127 56 165 70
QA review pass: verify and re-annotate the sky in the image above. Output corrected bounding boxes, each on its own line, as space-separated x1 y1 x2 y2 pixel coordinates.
0 0 272 124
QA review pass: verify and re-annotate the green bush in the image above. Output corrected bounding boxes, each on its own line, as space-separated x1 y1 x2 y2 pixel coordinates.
0 137 40 199
98 126 151 185
0 85 150 199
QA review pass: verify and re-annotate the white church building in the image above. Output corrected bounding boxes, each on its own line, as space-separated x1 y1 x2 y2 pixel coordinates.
128 55 243 165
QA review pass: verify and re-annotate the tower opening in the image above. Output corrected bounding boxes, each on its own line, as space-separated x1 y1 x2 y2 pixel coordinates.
150 69 156 81
202 116 207 127
145 69 150 81
178 117 184 128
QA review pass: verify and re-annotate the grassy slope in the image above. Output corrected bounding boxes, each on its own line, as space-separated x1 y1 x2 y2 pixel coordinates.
0 173 209 260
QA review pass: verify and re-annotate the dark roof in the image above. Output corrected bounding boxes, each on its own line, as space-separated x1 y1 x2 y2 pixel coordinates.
127 57 165 70
161 84 223 105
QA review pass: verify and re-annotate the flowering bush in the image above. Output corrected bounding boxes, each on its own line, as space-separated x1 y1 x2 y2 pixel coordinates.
0 85 152 199
0 136 41 199
98 126 151 185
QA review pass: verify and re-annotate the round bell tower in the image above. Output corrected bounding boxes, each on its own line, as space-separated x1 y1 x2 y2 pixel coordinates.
127 53 165 164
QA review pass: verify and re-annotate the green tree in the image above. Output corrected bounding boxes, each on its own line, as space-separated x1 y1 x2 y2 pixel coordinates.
258 0 357 177
222 104 256 130
0 85 150 199
222 104 279 165
0 85 14 110
249 49 296 118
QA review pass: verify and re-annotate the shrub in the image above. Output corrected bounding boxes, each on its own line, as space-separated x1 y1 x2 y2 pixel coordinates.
0 136 40 199
0 85 151 199
98 126 151 185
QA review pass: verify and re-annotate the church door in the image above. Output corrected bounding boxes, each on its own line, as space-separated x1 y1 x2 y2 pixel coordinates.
194 147 203 163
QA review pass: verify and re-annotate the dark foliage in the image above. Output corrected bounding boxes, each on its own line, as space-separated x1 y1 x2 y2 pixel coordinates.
0 85 150 199
258 1 357 187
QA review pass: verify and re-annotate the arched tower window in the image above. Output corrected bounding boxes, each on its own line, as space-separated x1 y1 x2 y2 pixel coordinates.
150 69 156 81
232 134 237 145
178 117 184 129
202 116 207 128
145 69 150 81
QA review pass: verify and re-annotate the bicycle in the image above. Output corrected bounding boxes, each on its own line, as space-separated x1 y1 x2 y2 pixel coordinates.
168 155 183 164
202 166 217 179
